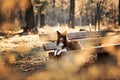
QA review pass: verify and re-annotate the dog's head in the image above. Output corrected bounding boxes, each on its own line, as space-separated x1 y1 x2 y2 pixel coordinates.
56 31 68 48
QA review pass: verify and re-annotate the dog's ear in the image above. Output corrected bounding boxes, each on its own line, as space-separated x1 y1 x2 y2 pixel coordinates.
57 31 61 36
63 31 67 35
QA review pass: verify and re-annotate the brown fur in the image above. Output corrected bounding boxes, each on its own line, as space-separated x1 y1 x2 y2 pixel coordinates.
56 31 81 50
48 31 81 59
56 31 68 49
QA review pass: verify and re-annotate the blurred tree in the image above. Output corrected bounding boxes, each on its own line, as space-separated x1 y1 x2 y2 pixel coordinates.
17 10 26 29
61 0 67 25
119 0 120 26
95 0 104 31
0 0 19 31
23 0 37 33
68 0 75 28
36 0 48 28
53 0 55 8
0 13 3 26
0 1 2 26
0 0 119 31
112 1 117 28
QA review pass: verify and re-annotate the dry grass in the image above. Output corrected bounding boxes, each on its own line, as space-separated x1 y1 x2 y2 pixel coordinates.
0 0 119 79
27 28 120 80
14 43 31 54
0 26 120 80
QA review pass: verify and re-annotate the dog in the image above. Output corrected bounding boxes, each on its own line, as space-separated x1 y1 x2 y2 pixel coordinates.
54 31 68 56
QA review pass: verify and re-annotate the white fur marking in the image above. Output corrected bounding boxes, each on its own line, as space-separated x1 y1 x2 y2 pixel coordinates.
54 42 67 56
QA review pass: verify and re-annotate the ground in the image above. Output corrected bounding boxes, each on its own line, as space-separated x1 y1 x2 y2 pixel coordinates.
0 26 120 80
0 26 82 80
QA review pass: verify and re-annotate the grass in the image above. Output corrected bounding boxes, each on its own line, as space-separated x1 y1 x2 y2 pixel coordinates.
0 26 120 80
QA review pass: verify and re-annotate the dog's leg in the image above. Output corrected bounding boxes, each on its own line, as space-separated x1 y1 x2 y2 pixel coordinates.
56 50 62 56
57 48 67 56
54 50 57 56
54 50 60 56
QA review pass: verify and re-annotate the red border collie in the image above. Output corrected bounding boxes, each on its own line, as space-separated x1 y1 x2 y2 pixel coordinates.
54 31 68 56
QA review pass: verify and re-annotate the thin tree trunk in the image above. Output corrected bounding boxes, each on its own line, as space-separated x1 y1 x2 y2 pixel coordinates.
97 2 101 31
35 14 39 27
95 3 98 31
53 0 55 8
95 2 102 31
98 8 101 30
79 11 82 26
91 8 93 25
112 2 117 28
39 7 45 28
62 0 66 25
40 13 45 28
38 1 46 28
118 0 120 26
86 10 89 25
113 12 117 28
0 13 4 26
23 0 36 33
68 0 75 28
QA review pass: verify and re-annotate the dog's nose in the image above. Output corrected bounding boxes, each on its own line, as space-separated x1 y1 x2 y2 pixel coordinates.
60 38 63 41
60 39 63 41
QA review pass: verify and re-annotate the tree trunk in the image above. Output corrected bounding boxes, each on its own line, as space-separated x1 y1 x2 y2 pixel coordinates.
86 9 89 25
98 2 101 30
98 5 101 31
95 3 98 31
91 8 93 25
35 13 39 27
0 13 4 26
95 2 102 31
40 13 45 28
112 2 117 28
23 0 36 33
38 7 45 28
68 0 75 28
53 0 55 8
118 0 120 26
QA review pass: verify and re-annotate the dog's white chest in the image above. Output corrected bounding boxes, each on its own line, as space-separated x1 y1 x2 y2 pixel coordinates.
54 42 67 56
57 42 64 50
